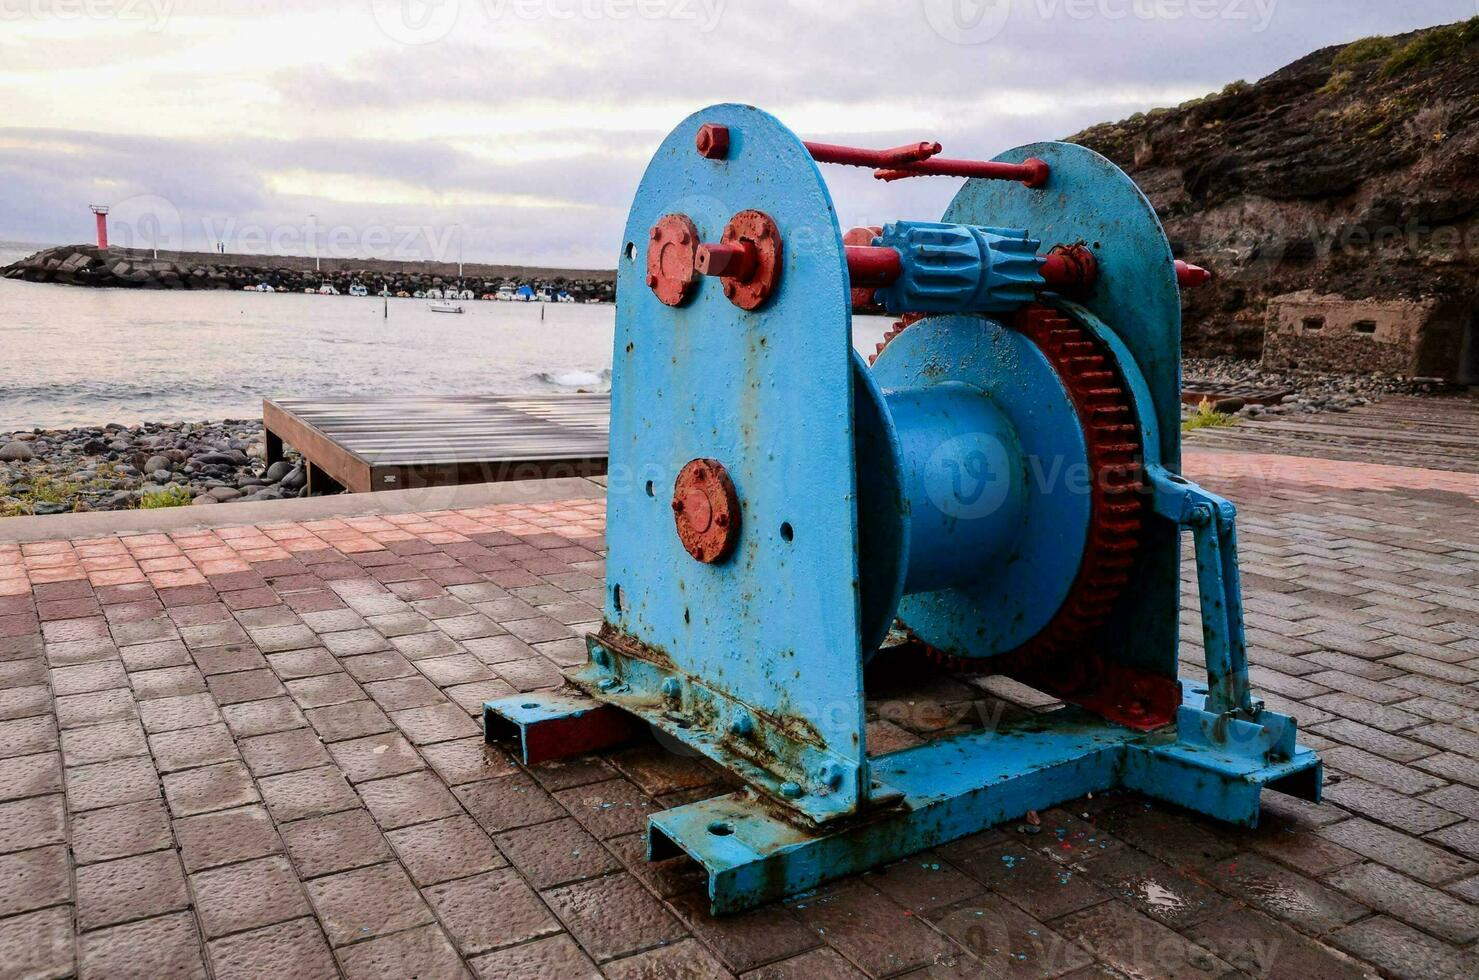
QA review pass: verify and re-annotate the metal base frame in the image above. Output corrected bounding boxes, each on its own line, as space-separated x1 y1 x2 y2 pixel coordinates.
486 684 1321 915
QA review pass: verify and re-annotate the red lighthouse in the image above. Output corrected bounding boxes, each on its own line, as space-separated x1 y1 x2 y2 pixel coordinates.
90 205 110 250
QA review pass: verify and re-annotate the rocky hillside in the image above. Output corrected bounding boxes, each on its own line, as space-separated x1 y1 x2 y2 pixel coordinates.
1070 18 1479 357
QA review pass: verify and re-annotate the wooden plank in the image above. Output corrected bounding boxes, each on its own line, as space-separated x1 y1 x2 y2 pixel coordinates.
263 394 610 493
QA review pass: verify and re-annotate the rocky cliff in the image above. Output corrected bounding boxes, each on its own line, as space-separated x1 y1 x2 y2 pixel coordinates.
1069 18 1479 357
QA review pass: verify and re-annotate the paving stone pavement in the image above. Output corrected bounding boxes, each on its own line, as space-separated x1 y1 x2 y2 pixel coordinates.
2 457 1479 978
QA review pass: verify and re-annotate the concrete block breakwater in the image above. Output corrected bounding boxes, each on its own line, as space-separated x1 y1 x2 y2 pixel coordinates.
2 244 617 301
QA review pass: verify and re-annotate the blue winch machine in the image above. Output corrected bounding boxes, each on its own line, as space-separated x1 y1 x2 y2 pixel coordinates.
486 104 1322 914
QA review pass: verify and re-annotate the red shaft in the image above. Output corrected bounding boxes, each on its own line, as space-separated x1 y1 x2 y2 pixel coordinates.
1175 260 1212 287
695 242 757 281
804 140 941 169
876 156 1050 188
844 245 902 288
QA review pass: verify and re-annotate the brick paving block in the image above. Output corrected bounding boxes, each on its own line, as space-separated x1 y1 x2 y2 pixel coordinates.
1414 752 1479 788
1427 819 1479 860
336 923 470 979
78 910 205 980
425 866 561 956
544 871 684 963
360 770 462 830
1201 852 1365 934
207 667 286 704
363 674 446 710
1422 783 1479 819
64 756 159 812
281 807 394 879
386 814 506 886
341 650 416 683
930 893 1094 978
667 889 819 974
390 702 481 745
1326 861 1479 943
495 817 619 890
1322 744 1447 795
554 778 660 841
328 732 425 783
191 643 267 675
110 619 180 647
193 854 313 938
495 657 565 691
70 798 172 865
0 905 74 979
49 660 128 697
0 751 62 802
305 700 394 743
162 760 259 817
1310 717 1433 762
1053 899 1235 978
251 624 319 654
1322 775 1462 834
305 860 435 946
856 854 983 915
1319 817 1478 885
265 647 340 680
603 939 734 980
1184 906 1368 980
0 684 49 721
444 679 518 715
148 722 238 774
1328 915 1479 980
464 634 538 665
44 638 117 669
240 727 332 777
606 832 710 900
137 692 221 734
0 794 66 854
608 743 720 797
0 658 45 689
415 653 494 687
1305 695 1423 734
42 617 109 644
301 608 371 634
128 664 207 700
175 804 283 872
207 917 339 980
220 695 308 736
391 631 465 662
532 636 589 667
0 845 70 916
320 627 393 658
59 719 149 769
1242 819 1362 877
528 755 615 792
259 766 362 822
363 610 434 637
75 848 188 930
940 836 1104 920
456 770 566 833
1410 722 1479 758
784 878 956 976
470 932 599 979
180 622 250 650
735 945 863 980
421 737 518 785
436 613 505 641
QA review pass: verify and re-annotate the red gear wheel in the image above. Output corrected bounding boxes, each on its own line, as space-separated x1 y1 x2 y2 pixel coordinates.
873 305 1147 695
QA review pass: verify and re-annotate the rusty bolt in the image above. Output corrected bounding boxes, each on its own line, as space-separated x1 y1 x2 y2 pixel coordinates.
695 123 730 159
779 781 803 799
729 714 754 738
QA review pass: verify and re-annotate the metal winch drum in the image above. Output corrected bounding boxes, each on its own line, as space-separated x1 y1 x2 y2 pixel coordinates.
486 104 1323 914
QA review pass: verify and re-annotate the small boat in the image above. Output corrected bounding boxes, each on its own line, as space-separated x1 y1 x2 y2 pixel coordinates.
349 283 369 297
429 301 464 314
318 283 339 296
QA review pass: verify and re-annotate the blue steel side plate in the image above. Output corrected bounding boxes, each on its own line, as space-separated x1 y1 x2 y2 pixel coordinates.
870 314 1089 657
603 104 867 796
947 142 1183 673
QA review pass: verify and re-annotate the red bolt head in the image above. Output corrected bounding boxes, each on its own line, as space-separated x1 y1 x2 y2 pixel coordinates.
696 123 730 160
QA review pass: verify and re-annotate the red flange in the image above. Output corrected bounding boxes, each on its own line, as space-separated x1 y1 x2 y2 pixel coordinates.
844 226 885 309
698 210 782 311
646 214 699 307
672 458 740 564
1038 244 1098 297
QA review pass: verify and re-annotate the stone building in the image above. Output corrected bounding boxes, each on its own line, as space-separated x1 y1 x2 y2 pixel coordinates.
1262 291 1477 384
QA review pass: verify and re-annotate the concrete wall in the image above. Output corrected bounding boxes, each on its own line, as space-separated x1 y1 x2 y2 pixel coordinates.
1262 290 1439 376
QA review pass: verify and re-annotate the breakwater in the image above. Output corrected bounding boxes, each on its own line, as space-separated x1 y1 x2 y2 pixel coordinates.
2 244 616 301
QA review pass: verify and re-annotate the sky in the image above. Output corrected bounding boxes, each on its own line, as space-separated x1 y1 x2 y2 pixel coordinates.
0 0 1471 268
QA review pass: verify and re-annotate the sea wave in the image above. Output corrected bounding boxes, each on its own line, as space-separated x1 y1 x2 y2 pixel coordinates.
532 368 611 388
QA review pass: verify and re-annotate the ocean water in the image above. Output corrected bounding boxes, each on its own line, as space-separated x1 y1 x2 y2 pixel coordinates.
0 244 893 429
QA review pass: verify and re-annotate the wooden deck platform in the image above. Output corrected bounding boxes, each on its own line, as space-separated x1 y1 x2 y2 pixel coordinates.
263 394 609 493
